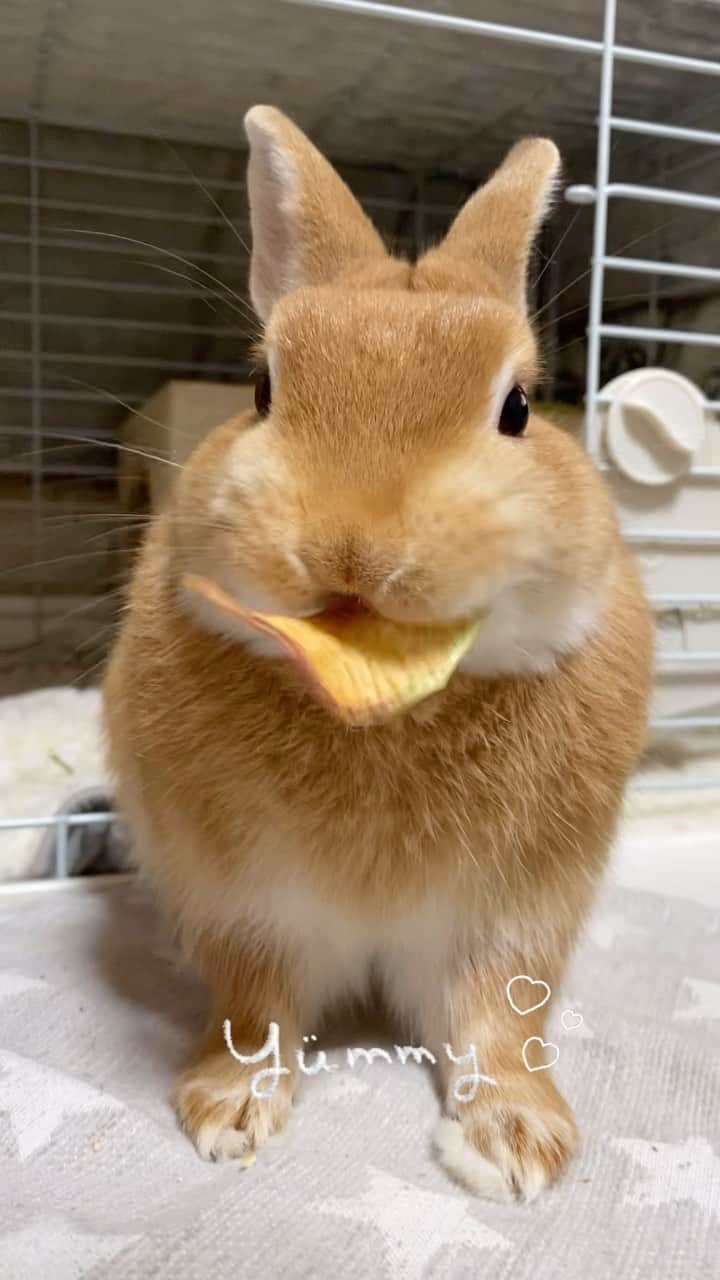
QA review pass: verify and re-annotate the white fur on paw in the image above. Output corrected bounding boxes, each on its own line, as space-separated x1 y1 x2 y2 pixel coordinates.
434 1100 578 1204
432 1118 514 1204
176 1073 293 1164
513 1160 549 1204
201 1126 253 1163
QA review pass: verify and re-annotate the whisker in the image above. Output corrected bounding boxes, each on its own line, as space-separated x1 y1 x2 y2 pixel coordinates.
41 513 156 524
530 209 704 327
0 548 137 580
160 138 251 258
130 259 220 315
29 591 121 637
50 371 255 451
72 621 121 652
553 334 588 358
0 544 227 581
60 228 256 322
80 518 230 546
532 207 582 291
536 289 656 336
10 437 183 471
8 435 240 496
55 373 184 436
71 656 110 686
39 513 231 533
138 260 255 322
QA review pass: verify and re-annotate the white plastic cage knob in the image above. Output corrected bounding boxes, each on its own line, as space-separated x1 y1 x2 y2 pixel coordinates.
601 368 707 486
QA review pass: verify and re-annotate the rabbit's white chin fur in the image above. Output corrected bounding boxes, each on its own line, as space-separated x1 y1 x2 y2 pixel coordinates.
460 571 610 676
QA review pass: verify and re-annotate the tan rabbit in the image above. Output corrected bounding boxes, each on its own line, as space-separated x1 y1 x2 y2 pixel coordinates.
103 106 653 1201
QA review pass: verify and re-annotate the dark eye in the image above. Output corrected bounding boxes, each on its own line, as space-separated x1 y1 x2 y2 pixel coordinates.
254 368 271 416
499 384 529 436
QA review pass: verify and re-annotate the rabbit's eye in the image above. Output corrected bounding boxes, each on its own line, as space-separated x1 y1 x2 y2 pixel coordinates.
255 369 272 417
499 384 529 436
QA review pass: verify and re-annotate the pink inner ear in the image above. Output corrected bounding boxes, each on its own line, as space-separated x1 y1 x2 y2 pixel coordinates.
245 114 301 320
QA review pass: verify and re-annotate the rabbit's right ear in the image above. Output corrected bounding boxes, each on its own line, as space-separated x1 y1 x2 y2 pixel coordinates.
419 138 560 311
244 106 388 321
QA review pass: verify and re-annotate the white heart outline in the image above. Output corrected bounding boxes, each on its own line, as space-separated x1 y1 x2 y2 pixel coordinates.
506 974 551 1016
561 1008 584 1032
522 1037 560 1073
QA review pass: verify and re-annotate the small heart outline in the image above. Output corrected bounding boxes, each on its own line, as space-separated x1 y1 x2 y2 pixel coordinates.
506 974 551 1016
522 1036 560 1073
561 1008 584 1032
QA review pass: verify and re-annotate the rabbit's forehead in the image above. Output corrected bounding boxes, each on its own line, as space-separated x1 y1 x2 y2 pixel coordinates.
266 288 529 388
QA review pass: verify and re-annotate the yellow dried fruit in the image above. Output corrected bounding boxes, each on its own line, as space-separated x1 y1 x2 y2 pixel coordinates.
184 574 482 726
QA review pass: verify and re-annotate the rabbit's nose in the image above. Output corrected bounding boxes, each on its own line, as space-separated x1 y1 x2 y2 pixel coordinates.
299 533 390 600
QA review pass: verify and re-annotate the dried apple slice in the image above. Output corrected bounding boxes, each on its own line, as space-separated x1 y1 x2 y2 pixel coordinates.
184 573 482 726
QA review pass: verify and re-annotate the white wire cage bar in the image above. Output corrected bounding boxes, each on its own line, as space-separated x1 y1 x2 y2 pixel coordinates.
609 117 720 148
290 0 720 76
602 258 720 285
2 0 720 885
597 323 720 347
0 812 115 879
578 0 720 786
589 184 720 215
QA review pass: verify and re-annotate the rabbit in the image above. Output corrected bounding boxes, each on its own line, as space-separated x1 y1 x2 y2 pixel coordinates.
103 105 653 1202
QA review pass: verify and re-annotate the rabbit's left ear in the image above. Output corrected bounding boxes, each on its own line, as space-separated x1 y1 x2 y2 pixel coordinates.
244 106 388 321
421 138 561 310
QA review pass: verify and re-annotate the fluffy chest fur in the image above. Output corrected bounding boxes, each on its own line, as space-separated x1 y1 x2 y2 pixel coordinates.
105 519 651 949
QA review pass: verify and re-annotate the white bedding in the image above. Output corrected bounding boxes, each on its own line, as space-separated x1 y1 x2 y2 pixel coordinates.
0 688 107 879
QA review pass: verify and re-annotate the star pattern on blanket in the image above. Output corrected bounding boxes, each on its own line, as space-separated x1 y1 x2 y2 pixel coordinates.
612 1135 720 1220
318 1165 512 1278
0 1049 124 1160
0 1214 137 1280
673 977 720 1022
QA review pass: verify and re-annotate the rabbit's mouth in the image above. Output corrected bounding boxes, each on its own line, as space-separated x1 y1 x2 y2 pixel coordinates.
183 572 484 726
314 594 377 622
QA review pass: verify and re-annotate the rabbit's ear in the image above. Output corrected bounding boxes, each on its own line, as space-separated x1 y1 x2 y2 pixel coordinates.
424 139 560 309
244 106 388 320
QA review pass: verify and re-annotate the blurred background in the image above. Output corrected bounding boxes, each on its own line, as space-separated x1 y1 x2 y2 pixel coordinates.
0 0 718 882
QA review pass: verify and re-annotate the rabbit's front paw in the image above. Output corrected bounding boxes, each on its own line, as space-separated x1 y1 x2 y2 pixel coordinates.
433 1079 579 1202
173 1051 294 1162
